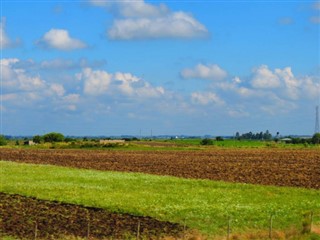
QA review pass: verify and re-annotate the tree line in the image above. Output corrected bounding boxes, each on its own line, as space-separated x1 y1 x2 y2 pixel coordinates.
235 130 273 140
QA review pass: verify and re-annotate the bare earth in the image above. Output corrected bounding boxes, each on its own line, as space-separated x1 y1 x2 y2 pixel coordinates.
1 148 319 189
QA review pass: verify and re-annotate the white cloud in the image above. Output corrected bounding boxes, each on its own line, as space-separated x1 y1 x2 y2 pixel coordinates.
1 58 46 91
89 0 208 40
227 108 249 118
135 82 165 98
89 0 169 18
1 58 71 110
114 72 165 98
275 67 300 100
259 94 297 115
77 68 112 95
108 12 208 40
114 72 140 95
251 65 281 89
301 76 320 99
232 76 241 84
36 29 87 51
0 17 20 49
191 92 225 106
181 63 227 81
49 83 65 97
77 68 165 98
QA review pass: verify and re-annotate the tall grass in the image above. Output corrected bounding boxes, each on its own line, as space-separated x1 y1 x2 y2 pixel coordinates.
1 160 319 236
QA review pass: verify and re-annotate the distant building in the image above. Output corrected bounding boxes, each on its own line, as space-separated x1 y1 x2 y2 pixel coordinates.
99 139 125 144
280 138 292 143
24 140 36 145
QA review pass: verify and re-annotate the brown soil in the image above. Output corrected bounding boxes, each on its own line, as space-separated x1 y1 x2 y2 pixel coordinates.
1 148 319 189
0 192 184 240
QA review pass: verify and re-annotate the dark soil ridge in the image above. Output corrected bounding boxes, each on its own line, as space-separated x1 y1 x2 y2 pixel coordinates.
0 192 184 239
1 148 319 189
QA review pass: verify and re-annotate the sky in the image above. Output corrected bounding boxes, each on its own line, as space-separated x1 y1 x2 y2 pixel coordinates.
1 0 320 137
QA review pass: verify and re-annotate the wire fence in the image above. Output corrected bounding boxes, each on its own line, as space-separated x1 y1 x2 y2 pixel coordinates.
3 210 320 240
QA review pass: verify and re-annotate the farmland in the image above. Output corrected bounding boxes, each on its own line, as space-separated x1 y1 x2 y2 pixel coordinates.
1 146 320 239
1 148 319 189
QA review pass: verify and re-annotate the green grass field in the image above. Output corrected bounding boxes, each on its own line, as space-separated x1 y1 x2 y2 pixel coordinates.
1 160 319 237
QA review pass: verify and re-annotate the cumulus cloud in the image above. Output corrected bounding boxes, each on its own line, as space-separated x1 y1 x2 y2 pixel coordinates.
36 29 87 50
0 17 20 49
89 0 169 18
251 65 281 89
108 12 208 40
275 67 300 99
77 68 112 95
1 58 46 91
181 63 227 81
1 58 69 109
77 68 165 98
191 92 225 106
89 0 208 40
114 72 140 95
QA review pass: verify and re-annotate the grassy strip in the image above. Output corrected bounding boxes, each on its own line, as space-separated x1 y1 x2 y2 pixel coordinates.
1 160 319 236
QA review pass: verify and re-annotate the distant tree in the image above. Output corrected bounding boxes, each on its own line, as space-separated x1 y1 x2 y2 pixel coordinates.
0 135 7 146
64 137 75 143
216 136 224 141
43 132 64 143
235 132 240 140
200 138 214 145
15 140 20 145
312 133 320 144
33 135 42 144
263 130 272 140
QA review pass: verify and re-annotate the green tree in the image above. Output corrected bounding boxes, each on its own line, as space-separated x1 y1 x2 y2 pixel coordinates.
200 138 214 145
33 135 42 144
312 133 320 144
0 135 7 146
43 132 64 143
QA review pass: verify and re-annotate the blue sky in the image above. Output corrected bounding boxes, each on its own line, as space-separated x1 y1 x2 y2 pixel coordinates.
1 0 320 136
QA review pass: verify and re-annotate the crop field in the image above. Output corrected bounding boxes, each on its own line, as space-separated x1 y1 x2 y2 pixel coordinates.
1 147 320 239
0 193 183 239
1 148 319 189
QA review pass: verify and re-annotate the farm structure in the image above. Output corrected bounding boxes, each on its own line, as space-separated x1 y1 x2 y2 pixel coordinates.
99 139 125 144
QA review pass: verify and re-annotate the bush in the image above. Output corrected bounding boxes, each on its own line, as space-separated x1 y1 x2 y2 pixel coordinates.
216 136 224 141
312 133 320 144
0 135 7 146
33 135 42 144
43 132 65 143
200 138 214 145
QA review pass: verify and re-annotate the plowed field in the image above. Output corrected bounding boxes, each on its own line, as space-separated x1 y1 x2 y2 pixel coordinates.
0 193 183 239
1 148 319 189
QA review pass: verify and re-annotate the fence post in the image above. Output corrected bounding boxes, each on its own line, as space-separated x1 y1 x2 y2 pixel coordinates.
86 210 90 240
183 218 186 240
269 215 273 239
87 220 90 240
227 217 231 240
34 221 38 240
310 211 314 232
136 220 141 240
